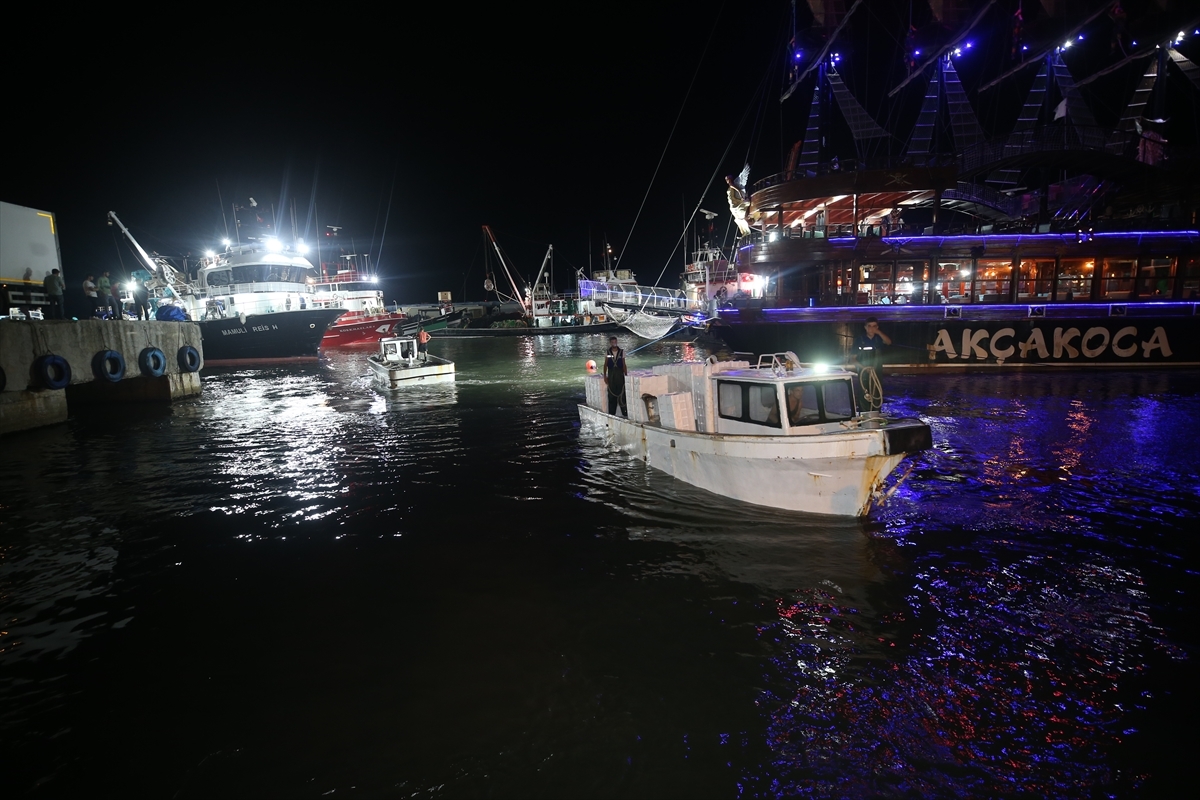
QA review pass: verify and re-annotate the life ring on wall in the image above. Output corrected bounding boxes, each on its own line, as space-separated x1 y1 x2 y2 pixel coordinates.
138 347 168 377
33 354 72 390
91 350 126 382
177 345 202 373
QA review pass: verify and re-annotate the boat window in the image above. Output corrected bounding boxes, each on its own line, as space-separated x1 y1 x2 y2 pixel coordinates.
748 384 779 425
230 264 313 284
717 381 782 429
822 380 855 420
717 382 743 419
784 383 821 426
206 270 232 287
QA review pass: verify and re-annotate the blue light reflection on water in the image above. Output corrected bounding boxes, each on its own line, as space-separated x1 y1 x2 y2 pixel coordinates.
749 370 1199 798
0 338 1196 797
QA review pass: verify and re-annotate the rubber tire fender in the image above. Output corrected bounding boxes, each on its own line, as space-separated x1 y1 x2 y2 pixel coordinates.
91 350 126 382
34 354 72 390
138 347 168 377
177 345 201 373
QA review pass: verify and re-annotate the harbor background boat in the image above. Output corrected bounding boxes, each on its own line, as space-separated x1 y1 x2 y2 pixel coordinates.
2 335 1196 797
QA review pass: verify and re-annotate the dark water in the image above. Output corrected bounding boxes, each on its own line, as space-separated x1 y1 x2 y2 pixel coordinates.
2 334 1197 798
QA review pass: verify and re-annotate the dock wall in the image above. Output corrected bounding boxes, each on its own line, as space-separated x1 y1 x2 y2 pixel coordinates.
0 319 203 435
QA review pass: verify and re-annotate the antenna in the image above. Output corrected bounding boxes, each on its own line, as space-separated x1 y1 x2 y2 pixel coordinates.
699 208 719 219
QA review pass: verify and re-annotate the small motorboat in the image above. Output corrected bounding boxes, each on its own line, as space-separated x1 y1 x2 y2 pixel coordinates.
368 334 455 388
579 352 932 517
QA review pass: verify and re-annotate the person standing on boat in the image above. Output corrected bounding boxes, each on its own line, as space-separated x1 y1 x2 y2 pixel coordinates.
853 317 891 412
603 336 628 417
417 326 431 362
132 279 151 320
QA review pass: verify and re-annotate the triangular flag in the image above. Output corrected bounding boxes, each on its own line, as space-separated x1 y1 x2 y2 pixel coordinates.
1054 98 1068 120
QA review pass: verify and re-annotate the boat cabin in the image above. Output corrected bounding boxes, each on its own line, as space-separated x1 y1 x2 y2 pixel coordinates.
379 335 420 364
710 357 858 436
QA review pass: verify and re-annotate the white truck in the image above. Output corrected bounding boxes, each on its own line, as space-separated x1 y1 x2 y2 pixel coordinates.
0 200 63 316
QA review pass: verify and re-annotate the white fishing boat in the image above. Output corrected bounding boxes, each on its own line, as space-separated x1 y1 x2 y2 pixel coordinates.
367 334 454 388
579 354 932 517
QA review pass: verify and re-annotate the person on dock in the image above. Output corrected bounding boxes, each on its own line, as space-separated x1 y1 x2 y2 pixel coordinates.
83 274 100 315
108 276 124 319
43 269 65 319
132 279 150 320
96 272 115 319
603 336 628 417
417 326 431 362
853 317 892 412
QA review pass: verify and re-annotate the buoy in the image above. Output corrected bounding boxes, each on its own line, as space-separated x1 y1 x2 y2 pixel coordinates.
585 359 597 374
138 347 167 377
91 350 126 382
177 345 201 373
34 355 71 390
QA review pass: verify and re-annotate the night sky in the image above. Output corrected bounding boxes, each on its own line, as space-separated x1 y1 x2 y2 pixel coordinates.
5 1 1196 303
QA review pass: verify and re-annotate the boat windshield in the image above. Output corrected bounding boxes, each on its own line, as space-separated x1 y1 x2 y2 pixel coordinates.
784 379 855 426
229 264 313 284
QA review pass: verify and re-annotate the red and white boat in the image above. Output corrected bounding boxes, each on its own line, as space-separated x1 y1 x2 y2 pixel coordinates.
311 248 406 346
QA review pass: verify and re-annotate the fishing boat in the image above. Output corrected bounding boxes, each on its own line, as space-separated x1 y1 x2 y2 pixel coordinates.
312 243 406 346
367 334 455 388
107 212 341 364
437 226 621 337
579 354 932 517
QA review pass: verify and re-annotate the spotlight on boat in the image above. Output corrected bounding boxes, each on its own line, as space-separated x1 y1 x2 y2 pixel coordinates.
126 282 137 291
812 363 829 374
265 238 283 252
204 249 215 258
370 275 379 283
296 242 310 254
222 238 232 246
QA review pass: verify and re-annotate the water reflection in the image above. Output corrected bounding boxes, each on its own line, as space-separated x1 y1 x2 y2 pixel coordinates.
0 339 1195 797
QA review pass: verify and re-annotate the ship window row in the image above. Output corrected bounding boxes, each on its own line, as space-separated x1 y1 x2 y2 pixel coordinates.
717 380 855 429
770 256 1200 306
205 265 315 287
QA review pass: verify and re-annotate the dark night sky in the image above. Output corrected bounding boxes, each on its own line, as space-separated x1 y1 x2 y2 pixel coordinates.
5 2 790 303
5 1 1197 303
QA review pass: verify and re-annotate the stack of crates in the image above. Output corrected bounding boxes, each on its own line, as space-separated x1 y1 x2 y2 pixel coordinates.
583 373 607 410
656 391 696 431
626 371 670 423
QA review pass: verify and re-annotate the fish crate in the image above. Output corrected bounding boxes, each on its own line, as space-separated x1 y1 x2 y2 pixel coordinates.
627 374 670 422
651 362 707 394
584 373 606 410
656 392 696 431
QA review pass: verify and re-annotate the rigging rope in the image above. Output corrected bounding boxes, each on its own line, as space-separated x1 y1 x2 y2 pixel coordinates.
615 1 726 272
859 366 884 412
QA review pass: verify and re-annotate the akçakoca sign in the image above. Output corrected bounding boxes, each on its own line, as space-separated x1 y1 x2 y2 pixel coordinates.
926 321 1189 365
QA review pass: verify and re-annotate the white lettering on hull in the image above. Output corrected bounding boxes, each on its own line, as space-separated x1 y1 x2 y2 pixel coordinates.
931 326 1172 362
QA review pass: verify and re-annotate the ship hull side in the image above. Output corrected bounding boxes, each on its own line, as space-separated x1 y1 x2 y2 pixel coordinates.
199 309 342 364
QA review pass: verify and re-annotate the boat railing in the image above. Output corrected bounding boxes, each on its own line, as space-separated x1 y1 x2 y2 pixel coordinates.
578 279 696 313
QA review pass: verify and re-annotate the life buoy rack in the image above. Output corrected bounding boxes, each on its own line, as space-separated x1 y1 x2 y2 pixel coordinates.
177 345 201 373
91 350 126 382
138 347 168 377
34 354 72 390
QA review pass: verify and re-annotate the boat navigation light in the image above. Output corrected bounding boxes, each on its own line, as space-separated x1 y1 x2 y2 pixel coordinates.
205 249 215 258
265 237 283 252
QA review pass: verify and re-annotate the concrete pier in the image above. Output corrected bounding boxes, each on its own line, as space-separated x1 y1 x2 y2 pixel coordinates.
0 319 203 435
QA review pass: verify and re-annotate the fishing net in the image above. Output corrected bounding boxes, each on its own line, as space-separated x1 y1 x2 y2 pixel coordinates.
606 305 677 340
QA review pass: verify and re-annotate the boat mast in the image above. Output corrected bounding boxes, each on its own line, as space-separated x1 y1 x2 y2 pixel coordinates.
482 225 529 314
105 211 189 290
